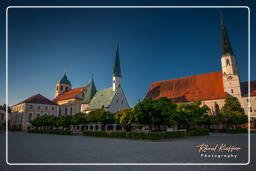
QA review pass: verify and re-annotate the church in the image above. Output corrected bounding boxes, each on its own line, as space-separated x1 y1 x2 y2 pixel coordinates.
53 44 130 115
146 16 256 120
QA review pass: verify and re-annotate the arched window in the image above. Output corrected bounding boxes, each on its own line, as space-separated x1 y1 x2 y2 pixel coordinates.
226 59 230 66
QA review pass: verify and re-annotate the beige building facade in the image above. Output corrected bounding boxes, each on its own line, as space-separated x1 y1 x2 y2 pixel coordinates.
10 94 59 130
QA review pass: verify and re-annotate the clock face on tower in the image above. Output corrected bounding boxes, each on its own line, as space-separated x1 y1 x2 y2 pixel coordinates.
227 75 233 80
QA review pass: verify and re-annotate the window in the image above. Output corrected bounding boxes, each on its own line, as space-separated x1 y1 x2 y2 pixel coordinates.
52 107 55 110
116 99 118 103
59 108 61 115
61 86 63 91
56 86 58 91
65 107 67 115
70 107 72 114
37 113 40 117
45 106 48 110
28 113 32 121
250 107 252 112
121 100 124 104
231 89 233 94
226 59 230 66
65 87 68 91
29 105 33 110
247 99 249 102
37 105 41 110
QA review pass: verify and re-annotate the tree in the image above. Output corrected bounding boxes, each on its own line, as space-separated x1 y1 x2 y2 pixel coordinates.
58 115 72 130
133 97 177 130
133 98 154 129
0 104 11 113
220 96 247 128
87 110 115 130
115 108 135 131
175 103 195 130
71 113 87 125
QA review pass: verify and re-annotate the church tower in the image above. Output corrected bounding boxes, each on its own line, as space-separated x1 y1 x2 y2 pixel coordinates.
220 14 241 97
112 43 122 91
55 72 72 98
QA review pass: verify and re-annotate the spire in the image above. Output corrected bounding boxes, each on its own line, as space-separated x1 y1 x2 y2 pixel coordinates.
58 72 71 85
221 12 234 57
113 42 122 77
83 76 97 104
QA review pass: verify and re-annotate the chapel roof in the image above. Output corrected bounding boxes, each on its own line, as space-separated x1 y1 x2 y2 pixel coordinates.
87 87 117 110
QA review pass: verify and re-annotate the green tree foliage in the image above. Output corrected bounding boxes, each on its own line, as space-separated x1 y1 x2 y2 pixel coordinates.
220 96 247 127
133 97 177 130
115 108 135 131
175 101 210 129
87 110 114 124
0 104 11 113
71 113 87 125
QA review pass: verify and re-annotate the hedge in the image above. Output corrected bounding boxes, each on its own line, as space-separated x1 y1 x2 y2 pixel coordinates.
83 128 208 140
28 129 72 135
224 128 248 134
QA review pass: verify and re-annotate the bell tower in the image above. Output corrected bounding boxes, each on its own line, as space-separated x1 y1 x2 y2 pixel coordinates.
55 72 72 98
112 43 122 91
220 14 241 97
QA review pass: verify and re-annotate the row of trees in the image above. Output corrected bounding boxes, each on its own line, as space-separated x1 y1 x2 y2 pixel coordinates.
30 96 248 131
0 104 11 113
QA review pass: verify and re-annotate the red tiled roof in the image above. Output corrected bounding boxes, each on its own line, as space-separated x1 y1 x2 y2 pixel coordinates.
146 71 227 102
241 80 256 97
15 94 57 106
54 86 88 101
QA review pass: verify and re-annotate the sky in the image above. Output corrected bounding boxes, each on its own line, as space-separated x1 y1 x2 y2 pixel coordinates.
0 0 255 107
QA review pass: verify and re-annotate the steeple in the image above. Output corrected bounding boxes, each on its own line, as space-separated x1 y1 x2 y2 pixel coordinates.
58 72 71 85
113 43 122 78
55 72 72 98
83 75 97 104
221 12 234 57
112 43 122 91
220 12 241 97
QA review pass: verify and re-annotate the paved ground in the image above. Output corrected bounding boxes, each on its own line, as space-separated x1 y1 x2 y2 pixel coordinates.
0 132 255 171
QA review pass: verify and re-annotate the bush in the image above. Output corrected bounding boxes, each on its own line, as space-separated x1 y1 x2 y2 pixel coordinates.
187 128 209 136
83 129 200 140
28 129 72 135
224 128 248 134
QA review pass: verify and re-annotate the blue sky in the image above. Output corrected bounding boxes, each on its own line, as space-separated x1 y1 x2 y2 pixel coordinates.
0 1 255 107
